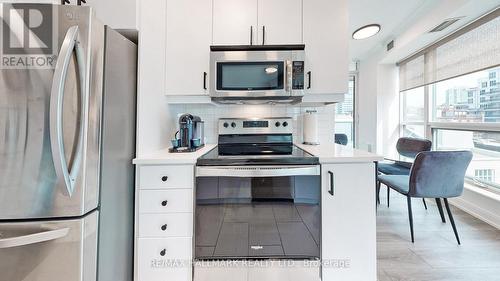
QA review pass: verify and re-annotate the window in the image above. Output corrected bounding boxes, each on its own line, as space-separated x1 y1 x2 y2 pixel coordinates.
335 75 356 147
475 169 496 182
398 10 500 192
402 124 425 139
433 129 500 191
400 87 426 140
430 68 500 123
401 87 425 122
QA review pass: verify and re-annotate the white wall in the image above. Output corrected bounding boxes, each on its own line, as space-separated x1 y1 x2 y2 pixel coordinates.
5 0 138 29
356 50 399 155
451 185 500 230
86 0 137 29
168 104 336 145
136 0 171 156
356 55 379 152
376 64 399 156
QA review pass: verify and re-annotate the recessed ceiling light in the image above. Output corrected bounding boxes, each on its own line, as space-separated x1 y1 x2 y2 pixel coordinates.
352 24 381 40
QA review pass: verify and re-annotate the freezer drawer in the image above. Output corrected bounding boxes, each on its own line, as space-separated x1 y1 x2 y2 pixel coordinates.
0 211 98 281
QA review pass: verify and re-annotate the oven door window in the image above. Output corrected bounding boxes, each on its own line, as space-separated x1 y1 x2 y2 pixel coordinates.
195 175 320 260
216 61 285 91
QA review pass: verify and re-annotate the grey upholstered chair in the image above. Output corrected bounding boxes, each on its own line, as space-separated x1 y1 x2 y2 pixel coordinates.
377 137 432 207
334 134 348 146
378 151 473 244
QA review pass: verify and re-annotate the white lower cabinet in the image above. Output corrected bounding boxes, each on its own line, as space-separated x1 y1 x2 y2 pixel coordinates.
138 165 194 189
136 164 195 281
321 163 377 281
137 237 193 281
136 162 376 281
139 189 193 214
138 213 193 238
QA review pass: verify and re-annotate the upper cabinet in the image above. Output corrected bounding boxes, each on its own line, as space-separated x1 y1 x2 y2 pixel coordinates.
141 0 348 97
165 0 212 95
303 0 348 95
213 0 303 46
213 0 258 45
257 0 303 45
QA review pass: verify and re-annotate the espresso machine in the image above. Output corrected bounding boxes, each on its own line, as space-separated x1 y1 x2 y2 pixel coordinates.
170 114 205 152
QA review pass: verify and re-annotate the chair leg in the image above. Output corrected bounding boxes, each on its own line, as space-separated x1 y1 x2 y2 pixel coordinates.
444 198 461 245
387 187 390 208
407 196 414 243
422 198 428 210
435 198 446 223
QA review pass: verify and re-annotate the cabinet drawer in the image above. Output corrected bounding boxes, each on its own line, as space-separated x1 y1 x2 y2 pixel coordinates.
139 213 193 238
139 189 193 214
139 165 193 189
137 237 192 281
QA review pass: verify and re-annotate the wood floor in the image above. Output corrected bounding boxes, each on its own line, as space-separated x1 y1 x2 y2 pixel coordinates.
377 188 500 281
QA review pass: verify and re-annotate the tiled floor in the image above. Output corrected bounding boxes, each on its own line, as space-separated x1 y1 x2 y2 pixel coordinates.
377 187 500 281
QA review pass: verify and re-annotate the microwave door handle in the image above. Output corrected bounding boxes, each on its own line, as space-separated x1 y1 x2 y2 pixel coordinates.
250 26 254 45
262 26 266 45
286 60 292 94
0 228 70 249
49 25 86 197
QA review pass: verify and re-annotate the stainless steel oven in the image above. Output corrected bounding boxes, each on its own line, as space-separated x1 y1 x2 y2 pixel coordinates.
195 166 320 259
209 45 305 104
194 118 320 260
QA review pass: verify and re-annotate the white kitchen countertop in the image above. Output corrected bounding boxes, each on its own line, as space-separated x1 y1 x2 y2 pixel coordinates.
295 143 384 163
132 144 217 165
133 143 382 165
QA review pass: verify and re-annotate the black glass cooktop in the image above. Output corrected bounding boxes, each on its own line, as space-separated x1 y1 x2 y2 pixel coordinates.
196 145 319 166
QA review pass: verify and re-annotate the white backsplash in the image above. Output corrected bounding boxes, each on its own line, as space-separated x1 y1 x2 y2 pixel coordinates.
168 104 336 145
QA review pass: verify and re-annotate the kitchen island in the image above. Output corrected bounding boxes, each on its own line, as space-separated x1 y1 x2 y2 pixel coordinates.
133 143 382 281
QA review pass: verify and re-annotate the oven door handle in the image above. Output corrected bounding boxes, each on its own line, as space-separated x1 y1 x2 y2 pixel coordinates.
196 165 320 177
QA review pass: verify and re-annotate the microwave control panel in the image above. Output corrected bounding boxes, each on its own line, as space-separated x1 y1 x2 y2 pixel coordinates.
292 61 305 90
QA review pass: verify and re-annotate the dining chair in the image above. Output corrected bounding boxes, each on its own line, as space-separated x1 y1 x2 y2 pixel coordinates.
378 150 473 244
377 137 432 207
334 133 348 146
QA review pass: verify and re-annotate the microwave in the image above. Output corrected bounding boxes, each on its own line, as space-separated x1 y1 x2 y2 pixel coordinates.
209 45 306 104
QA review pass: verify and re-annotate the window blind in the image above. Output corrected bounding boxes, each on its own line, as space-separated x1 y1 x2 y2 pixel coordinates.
399 8 500 92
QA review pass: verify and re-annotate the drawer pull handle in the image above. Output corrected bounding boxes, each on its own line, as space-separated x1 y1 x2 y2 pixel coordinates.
161 176 168 182
161 200 168 206
328 171 335 196
160 249 166 256
161 224 168 231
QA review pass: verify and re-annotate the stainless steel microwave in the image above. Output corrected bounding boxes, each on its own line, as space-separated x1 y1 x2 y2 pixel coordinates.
209 45 306 104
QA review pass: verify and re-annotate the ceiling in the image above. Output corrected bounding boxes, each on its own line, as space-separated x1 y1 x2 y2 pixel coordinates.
349 0 430 61
349 0 500 63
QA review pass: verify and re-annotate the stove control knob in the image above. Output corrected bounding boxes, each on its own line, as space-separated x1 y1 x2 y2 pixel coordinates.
282 121 288 127
231 122 237 128
275 122 281 127
223 122 229 128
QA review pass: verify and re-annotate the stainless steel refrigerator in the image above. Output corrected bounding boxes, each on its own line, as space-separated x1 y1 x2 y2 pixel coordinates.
0 4 137 281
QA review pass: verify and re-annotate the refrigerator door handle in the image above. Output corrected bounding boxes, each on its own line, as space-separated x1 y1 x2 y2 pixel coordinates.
0 228 70 249
50 25 86 197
